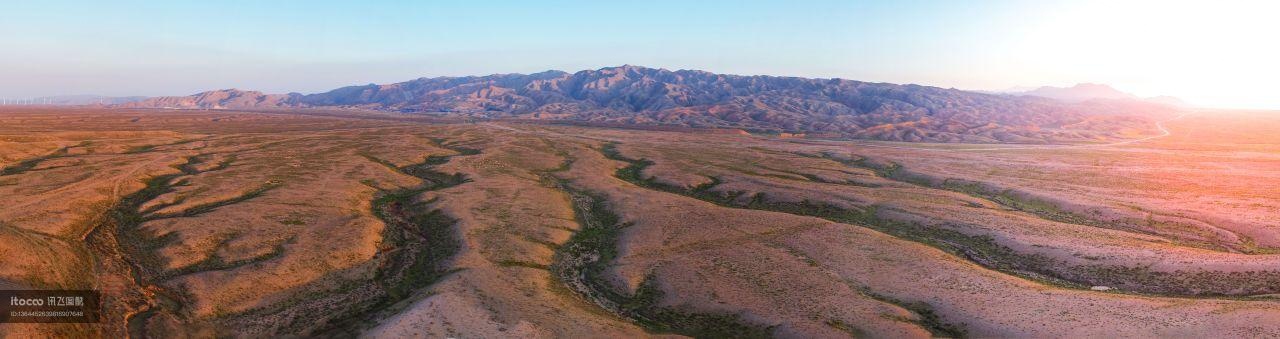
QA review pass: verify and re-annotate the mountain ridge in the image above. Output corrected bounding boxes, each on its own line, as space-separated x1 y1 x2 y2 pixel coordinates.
119 66 1180 143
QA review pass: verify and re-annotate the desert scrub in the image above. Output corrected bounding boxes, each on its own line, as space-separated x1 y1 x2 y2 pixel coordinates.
0 143 77 176
123 138 204 154
82 155 212 339
940 178 1115 229
803 152 932 187
1073 265 1280 297
855 287 967 338
625 276 774 339
144 182 281 221
600 143 1105 292
825 152 1187 246
772 150 1280 297
303 142 475 336
550 177 774 338
854 156 1236 254
161 235 294 280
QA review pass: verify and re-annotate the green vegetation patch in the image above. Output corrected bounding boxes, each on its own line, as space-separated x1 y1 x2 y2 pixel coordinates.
0 144 75 176
792 151 1280 297
550 179 775 338
309 140 478 336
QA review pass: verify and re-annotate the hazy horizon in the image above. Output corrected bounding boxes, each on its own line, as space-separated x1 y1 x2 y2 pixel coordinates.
3 0 1277 109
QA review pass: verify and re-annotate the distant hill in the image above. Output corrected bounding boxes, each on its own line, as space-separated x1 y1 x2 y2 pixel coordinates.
1017 83 1136 102
120 89 299 110
119 66 1182 143
1011 83 1194 108
13 95 147 105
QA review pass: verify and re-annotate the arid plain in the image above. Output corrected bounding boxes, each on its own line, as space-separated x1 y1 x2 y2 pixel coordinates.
2 107 1279 338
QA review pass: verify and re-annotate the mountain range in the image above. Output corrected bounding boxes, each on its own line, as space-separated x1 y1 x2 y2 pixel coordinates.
117 65 1182 143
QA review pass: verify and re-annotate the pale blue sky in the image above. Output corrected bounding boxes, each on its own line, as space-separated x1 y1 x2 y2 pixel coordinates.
2 1 1276 108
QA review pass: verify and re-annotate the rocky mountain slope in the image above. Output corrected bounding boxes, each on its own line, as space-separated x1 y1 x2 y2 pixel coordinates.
121 66 1181 143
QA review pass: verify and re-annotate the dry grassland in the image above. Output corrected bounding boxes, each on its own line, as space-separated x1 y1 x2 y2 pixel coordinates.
2 107 1279 338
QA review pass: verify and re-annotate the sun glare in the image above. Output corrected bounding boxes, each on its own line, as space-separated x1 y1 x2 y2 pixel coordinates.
1008 0 1279 109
